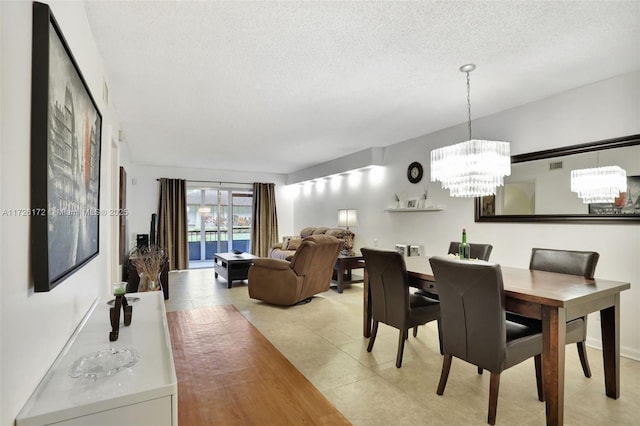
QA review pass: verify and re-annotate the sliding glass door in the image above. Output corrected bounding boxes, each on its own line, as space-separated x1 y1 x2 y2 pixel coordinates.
186 184 252 265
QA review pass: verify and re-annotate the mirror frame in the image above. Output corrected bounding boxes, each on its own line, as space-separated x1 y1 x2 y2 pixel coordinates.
475 133 640 224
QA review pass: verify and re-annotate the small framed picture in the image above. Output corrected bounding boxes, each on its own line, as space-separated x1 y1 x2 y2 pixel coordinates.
406 198 418 208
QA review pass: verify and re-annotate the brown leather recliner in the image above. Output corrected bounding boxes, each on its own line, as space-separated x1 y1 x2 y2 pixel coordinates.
507 248 600 378
248 235 342 306
429 256 543 425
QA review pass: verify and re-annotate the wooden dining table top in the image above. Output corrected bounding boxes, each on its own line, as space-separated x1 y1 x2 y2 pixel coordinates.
404 255 631 308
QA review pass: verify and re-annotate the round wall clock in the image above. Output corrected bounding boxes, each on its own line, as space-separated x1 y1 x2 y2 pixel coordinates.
407 162 423 184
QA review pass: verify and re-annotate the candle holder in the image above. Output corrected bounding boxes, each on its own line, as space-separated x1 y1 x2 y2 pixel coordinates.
109 282 132 341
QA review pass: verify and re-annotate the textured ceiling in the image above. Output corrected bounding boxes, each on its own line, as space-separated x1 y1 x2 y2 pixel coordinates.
85 1 640 175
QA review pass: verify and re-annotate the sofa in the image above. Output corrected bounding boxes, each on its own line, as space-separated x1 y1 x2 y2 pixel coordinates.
269 226 354 260
248 234 343 306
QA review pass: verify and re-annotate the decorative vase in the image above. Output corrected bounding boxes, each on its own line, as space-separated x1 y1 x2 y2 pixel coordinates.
149 280 158 291
137 273 148 292
138 273 162 292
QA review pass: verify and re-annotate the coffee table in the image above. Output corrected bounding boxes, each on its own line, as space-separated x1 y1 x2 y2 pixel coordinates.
214 252 258 288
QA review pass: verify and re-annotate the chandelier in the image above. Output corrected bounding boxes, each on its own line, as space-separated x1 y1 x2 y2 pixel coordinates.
570 166 627 204
430 64 510 197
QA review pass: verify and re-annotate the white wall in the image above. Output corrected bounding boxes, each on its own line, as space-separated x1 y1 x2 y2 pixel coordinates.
293 71 640 359
125 165 292 253
0 2 121 424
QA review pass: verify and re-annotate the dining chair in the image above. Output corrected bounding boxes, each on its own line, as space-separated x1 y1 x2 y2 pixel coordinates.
429 256 543 425
417 241 494 360
448 241 493 260
449 241 494 374
507 248 599 378
361 248 441 368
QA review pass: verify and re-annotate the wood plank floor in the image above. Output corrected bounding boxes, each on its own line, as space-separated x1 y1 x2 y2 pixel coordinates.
167 305 351 425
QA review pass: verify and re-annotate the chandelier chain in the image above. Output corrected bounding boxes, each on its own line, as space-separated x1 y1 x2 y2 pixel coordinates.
466 70 472 141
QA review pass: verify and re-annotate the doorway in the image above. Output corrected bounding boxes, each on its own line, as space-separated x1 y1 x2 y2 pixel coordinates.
186 184 252 268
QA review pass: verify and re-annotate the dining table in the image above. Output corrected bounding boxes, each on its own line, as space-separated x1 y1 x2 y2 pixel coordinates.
362 255 630 426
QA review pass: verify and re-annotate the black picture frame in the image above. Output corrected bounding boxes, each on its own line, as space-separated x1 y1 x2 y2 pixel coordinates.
31 2 102 292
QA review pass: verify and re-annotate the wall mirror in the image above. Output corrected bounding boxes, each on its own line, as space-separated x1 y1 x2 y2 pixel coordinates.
475 134 640 223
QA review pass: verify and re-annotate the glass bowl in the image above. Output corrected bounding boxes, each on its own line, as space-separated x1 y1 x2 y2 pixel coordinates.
68 347 139 380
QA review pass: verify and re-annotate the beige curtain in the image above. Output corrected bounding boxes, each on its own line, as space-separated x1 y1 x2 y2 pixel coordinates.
158 178 188 270
251 183 279 257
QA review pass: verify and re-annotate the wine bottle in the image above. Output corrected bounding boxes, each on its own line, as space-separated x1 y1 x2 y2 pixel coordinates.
459 228 471 260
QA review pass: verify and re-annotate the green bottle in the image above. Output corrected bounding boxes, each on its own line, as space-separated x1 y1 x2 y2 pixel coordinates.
459 229 470 260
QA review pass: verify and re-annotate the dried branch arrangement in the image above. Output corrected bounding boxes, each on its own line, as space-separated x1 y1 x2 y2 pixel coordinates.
131 245 167 291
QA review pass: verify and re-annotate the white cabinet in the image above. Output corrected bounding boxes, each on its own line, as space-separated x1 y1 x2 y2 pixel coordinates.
17 292 177 426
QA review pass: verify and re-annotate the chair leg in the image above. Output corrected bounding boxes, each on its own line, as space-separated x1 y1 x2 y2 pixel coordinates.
534 354 544 402
437 354 452 395
367 320 379 352
413 326 418 337
577 341 592 378
396 329 406 368
437 319 443 355
488 372 500 425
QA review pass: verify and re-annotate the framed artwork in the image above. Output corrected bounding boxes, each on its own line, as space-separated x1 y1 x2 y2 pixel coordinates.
589 175 640 215
31 2 102 292
406 198 418 208
481 195 496 216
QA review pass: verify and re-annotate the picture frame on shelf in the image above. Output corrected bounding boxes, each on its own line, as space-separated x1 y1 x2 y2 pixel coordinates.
406 198 418 208
31 2 103 292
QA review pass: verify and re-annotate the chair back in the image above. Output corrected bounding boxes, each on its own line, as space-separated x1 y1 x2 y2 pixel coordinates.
529 248 599 278
429 256 507 373
361 248 410 329
289 235 342 298
448 242 493 261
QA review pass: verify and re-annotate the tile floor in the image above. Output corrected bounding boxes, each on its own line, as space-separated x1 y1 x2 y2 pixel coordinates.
165 268 639 425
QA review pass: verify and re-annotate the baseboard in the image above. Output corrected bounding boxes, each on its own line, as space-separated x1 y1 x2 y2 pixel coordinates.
586 337 640 362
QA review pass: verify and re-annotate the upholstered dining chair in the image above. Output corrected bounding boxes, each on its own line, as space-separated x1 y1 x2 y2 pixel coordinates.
429 256 543 425
507 248 600 378
361 248 441 368
416 241 494 360
448 241 494 374
448 241 493 261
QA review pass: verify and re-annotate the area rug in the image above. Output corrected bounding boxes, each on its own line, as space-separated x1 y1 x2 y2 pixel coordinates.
167 305 351 425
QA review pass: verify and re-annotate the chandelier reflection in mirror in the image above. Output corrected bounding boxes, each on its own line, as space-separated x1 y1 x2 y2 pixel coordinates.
571 166 627 204
430 64 510 197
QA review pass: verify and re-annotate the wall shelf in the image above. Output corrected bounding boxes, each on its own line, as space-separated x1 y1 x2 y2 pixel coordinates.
385 206 444 212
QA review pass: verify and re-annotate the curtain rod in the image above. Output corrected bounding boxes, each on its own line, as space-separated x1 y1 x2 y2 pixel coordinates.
156 179 252 185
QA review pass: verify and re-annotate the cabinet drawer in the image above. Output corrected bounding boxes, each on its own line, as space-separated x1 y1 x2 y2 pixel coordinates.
50 396 173 426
